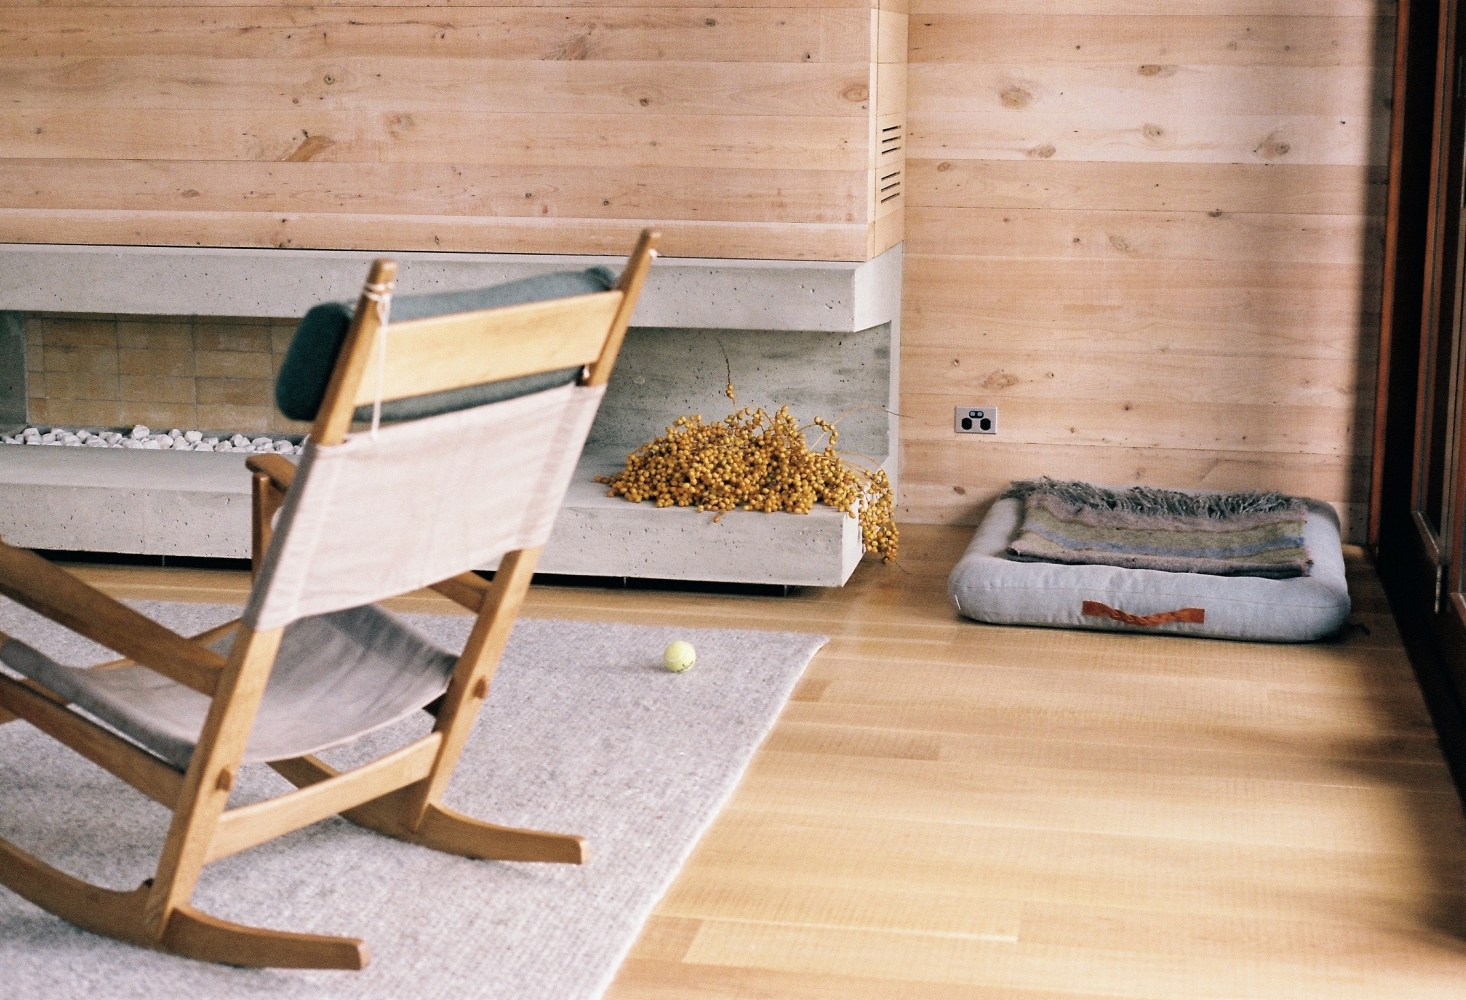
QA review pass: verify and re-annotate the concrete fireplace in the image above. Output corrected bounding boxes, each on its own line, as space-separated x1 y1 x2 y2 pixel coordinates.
0 243 902 586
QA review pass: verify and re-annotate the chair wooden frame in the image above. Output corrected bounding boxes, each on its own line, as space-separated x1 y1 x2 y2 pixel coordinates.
0 229 659 970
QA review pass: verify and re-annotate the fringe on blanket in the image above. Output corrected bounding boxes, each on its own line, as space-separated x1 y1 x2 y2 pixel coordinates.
1001 478 1308 520
1000 478 1313 578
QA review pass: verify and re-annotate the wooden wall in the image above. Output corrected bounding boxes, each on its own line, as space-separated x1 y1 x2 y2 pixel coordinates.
0 1 905 261
897 2 1393 541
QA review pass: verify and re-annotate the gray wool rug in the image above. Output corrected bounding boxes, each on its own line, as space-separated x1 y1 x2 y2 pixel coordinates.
0 599 827 1000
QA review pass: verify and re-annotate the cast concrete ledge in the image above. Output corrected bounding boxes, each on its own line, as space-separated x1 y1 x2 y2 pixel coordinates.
0 446 868 587
0 242 902 334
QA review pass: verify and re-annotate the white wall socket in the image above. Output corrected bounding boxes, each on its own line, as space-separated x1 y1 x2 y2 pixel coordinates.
954 406 997 434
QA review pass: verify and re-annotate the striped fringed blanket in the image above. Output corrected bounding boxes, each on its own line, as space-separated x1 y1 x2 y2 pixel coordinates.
1002 479 1313 579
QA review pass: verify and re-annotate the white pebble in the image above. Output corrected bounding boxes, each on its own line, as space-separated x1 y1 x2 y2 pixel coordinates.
85 438 106 447
251 436 272 447
272 439 293 453
169 428 184 438
185 430 203 443
194 442 214 452
130 425 150 440
230 434 250 447
217 442 233 452
202 436 218 446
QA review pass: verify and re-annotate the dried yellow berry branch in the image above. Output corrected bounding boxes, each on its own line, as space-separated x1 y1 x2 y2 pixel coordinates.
595 405 899 562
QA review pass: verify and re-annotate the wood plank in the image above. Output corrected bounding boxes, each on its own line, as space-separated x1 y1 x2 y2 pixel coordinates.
0 160 868 224
0 0 889 8
899 394 1373 456
677 917 1464 998
0 57 876 117
905 160 1386 215
910 0 1394 17
897 439 1369 504
904 206 1383 264
909 63 1386 118
0 110 869 170
903 257 1380 361
0 209 874 261
909 15 1393 68
0 7 873 64
900 348 1371 408
908 112 1384 166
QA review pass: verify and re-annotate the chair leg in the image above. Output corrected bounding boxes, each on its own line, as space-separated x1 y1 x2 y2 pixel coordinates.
0 835 368 969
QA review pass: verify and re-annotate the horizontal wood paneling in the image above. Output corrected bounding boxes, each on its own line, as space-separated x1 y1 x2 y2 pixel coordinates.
0 58 873 115
0 7 874 63
0 110 869 170
905 257 1380 360
907 161 1386 214
0 3 907 260
906 207 1382 264
910 111 1384 165
899 6 1392 540
0 160 869 223
0 208 872 259
910 15 1392 67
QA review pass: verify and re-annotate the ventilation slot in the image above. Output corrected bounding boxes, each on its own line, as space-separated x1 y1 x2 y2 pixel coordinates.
879 122 903 159
879 169 902 204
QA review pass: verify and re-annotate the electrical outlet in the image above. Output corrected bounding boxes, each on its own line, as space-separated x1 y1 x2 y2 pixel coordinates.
954 406 997 434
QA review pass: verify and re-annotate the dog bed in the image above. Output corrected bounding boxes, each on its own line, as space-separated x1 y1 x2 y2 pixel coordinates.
948 494 1350 642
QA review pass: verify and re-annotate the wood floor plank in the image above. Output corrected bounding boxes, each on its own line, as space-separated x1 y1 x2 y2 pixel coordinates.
57 524 1466 998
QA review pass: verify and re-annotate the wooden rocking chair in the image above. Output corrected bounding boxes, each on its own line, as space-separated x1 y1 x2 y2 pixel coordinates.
0 230 659 969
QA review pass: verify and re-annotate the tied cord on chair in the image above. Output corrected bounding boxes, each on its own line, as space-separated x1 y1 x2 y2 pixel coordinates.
1081 600 1206 627
361 276 396 440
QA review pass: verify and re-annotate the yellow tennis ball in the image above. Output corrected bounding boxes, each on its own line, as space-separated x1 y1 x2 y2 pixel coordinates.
663 640 696 673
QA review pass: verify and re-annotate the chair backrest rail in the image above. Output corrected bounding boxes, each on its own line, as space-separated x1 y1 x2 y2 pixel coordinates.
351 290 622 407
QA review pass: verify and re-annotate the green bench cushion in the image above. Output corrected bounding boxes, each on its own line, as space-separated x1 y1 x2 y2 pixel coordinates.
276 266 618 422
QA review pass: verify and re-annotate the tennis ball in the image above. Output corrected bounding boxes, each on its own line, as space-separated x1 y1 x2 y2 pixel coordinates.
663 640 696 673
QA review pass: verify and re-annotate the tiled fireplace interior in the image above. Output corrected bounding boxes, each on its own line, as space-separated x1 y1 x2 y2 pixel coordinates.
23 313 308 436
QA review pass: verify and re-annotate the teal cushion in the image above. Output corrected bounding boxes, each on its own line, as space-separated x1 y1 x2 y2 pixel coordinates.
276 267 618 422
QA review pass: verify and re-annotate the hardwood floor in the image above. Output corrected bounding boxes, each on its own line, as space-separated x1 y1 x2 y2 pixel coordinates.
64 525 1466 998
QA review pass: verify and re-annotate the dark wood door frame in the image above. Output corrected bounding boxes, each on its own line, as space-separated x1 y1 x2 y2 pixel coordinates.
1375 0 1466 791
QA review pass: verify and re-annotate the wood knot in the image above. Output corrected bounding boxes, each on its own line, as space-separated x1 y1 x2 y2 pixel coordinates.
842 84 870 103
1000 86 1032 109
936 161 952 172
215 769 234 793
1027 143 1056 159
1142 124 1165 141
472 677 489 699
1137 64 1177 77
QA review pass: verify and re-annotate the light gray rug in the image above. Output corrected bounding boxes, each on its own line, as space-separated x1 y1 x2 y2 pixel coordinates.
0 599 826 1000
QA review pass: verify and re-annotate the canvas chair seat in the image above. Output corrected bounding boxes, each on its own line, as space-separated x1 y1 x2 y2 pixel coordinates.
0 604 456 771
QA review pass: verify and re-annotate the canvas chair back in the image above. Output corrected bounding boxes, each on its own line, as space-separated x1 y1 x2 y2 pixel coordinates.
242 270 637 631
245 381 603 630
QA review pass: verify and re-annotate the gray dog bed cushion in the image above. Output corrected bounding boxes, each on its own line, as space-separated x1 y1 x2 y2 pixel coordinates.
949 496 1351 642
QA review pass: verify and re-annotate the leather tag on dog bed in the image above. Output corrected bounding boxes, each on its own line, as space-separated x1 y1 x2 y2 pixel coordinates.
1082 600 1205 627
